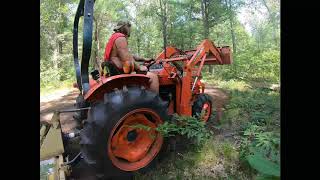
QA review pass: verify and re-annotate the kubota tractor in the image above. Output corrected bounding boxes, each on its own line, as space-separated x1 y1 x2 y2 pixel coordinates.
40 0 232 179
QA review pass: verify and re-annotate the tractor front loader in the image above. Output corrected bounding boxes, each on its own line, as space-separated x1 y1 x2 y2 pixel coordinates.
40 0 232 179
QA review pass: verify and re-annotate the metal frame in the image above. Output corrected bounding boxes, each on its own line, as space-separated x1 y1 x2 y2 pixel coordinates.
40 109 89 180
73 0 95 95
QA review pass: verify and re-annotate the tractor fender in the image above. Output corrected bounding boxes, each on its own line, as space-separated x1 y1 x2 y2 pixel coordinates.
84 74 150 103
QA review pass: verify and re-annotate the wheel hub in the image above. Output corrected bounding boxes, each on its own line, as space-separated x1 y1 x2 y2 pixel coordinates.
108 109 164 172
201 102 212 122
127 130 138 142
110 113 157 162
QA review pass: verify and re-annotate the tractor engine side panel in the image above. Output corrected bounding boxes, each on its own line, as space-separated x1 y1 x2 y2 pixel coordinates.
149 62 179 86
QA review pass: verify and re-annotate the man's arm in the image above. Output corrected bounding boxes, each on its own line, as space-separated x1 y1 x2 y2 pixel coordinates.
133 55 145 62
133 55 153 62
114 37 140 72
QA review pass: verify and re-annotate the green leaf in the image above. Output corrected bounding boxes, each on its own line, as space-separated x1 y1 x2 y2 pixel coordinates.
246 153 280 177
256 174 280 180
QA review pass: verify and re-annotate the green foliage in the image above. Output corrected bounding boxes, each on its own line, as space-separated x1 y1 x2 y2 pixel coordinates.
131 113 211 144
239 123 280 178
246 153 280 178
40 163 54 180
221 141 237 161
226 90 279 126
202 77 280 179
40 0 280 92
255 132 279 152
213 49 280 83
158 114 211 144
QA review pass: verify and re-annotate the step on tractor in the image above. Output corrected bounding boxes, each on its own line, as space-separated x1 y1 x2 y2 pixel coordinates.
40 0 232 179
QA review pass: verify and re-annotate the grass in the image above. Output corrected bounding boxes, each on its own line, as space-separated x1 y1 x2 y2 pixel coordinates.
134 137 249 180
40 162 54 180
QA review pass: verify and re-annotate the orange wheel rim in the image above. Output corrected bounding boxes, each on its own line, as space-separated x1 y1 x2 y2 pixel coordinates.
108 108 163 171
201 102 212 122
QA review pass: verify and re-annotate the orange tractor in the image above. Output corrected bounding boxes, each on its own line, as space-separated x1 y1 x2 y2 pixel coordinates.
40 0 232 179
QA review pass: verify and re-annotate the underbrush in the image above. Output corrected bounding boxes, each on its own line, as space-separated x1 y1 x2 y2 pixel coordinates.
40 62 75 96
40 79 74 96
135 78 280 179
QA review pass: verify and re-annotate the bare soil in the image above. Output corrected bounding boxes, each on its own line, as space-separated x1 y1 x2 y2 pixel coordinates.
40 88 80 133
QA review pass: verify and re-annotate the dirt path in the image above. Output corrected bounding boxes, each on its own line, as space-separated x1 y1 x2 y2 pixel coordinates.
40 86 229 133
205 85 229 123
40 88 80 133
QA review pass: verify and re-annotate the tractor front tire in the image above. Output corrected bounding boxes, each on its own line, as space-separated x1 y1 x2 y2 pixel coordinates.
192 93 213 123
80 86 169 179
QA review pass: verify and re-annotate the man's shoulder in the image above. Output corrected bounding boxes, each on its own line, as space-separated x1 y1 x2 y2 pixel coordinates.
115 36 126 41
113 32 126 37
109 32 126 41
114 36 128 47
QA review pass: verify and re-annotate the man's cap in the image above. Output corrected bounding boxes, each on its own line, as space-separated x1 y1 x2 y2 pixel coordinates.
113 21 131 31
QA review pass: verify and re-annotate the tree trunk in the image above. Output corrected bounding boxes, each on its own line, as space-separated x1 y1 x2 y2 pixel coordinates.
261 0 278 44
58 41 63 54
181 33 184 50
201 0 213 74
97 19 100 54
163 16 167 58
201 0 209 39
257 27 261 52
134 1 142 56
136 20 141 55
137 36 141 55
52 45 59 70
188 3 193 49
91 17 100 70
159 0 168 58
227 0 237 54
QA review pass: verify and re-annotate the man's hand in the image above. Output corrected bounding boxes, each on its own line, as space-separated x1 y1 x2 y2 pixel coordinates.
135 65 148 75
139 65 148 72
139 65 148 71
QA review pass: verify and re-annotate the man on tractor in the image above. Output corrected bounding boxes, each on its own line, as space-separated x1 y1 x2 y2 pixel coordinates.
73 21 160 126
102 21 159 93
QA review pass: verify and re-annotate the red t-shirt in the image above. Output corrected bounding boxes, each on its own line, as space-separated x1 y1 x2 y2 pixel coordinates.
103 32 126 61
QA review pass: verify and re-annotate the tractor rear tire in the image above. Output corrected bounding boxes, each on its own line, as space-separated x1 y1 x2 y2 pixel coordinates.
80 86 169 179
192 93 213 122
73 94 89 128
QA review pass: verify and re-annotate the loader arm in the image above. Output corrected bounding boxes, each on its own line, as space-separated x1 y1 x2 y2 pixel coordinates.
154 39 232 116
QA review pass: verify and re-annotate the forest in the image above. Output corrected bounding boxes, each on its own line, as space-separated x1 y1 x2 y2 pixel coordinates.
40 0 280 179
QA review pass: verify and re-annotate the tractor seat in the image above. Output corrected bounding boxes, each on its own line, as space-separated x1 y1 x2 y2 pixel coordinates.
101 61 123 76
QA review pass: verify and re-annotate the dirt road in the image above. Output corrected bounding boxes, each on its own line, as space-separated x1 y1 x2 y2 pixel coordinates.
40 88 79 132
40 86 229 133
